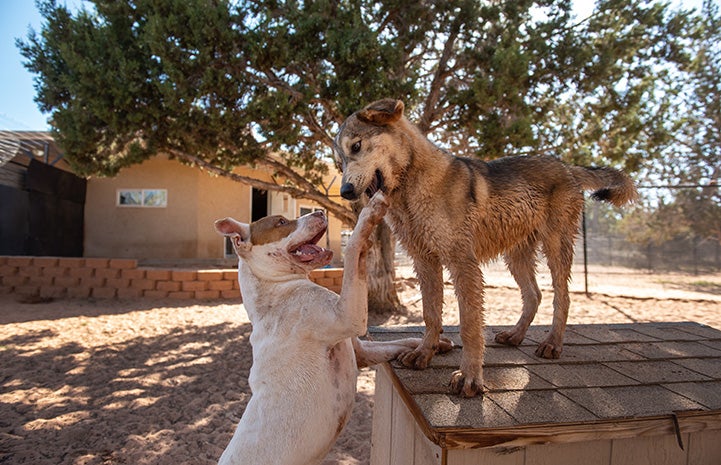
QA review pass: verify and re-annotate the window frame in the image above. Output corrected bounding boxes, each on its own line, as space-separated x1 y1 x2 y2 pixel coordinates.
116 189 168 208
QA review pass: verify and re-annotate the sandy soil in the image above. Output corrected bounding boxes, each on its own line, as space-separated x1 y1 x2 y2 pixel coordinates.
1 267 719 465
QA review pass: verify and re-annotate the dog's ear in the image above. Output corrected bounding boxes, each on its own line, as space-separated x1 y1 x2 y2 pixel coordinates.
214 217 252 253
357 99 404 125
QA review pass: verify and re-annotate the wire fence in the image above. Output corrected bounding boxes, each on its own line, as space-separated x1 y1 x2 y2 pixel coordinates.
578 231 720 273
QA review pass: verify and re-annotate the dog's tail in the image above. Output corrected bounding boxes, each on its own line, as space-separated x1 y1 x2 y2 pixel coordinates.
569 166 639 207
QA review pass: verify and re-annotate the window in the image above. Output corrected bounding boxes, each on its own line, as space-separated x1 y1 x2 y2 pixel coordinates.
224 237 235 257
299 206 324 217
117 189 167 208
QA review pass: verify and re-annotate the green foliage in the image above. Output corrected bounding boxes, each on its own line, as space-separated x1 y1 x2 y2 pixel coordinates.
18 0 705 215
620 0 720 249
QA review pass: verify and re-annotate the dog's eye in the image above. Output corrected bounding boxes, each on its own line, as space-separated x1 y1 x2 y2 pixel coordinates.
276 218 288 226
351 141 361 153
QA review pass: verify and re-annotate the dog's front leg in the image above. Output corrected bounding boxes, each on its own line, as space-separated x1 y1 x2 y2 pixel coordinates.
447 257 485 397
339 193 389 335
399 254 444 369
354 337 454 369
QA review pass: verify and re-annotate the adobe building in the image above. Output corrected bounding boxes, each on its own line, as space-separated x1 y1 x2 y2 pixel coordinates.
0 131 349 267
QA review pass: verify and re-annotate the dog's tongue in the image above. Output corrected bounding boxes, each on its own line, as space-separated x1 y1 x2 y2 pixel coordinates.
296 243 323 262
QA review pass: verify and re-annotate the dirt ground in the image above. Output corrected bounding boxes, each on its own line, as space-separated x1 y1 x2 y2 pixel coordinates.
1 266 719 465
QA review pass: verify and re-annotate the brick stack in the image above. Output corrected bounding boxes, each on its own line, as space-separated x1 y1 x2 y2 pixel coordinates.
0 256 344 300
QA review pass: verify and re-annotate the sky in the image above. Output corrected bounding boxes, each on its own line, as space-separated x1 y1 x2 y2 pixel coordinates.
0 0 707 132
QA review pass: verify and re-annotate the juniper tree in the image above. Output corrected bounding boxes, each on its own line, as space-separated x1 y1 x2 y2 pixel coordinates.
20 0 695 310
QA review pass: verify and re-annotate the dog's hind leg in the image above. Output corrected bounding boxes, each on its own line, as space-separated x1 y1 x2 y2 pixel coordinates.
495 239 542 346
398 255 444 370
537 233 575 359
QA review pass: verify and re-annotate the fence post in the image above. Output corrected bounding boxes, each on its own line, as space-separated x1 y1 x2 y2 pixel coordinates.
582 201 589 296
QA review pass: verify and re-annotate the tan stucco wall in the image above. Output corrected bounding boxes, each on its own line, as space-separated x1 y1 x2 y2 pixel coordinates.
84 156 348 265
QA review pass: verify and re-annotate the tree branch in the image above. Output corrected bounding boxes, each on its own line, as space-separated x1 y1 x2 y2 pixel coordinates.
419 25 459 134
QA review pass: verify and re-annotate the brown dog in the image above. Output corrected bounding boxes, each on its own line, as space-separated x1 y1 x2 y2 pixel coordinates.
334 98 638 397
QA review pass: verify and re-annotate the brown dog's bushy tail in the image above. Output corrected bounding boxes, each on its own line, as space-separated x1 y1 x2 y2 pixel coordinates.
569 166 639 207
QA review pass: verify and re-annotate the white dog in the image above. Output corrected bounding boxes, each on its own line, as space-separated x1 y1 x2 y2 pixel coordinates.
214 193 447 465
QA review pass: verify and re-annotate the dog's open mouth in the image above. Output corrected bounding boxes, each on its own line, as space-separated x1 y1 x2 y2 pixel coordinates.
365 169 385 198
289 228 332 263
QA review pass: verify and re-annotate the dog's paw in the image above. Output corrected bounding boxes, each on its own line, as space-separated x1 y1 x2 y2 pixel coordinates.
398 345 435 370
494 329 525 346
366 191 389 219
535 340 563 359
437 336 454 354
449 370 484 398
356 192 388 236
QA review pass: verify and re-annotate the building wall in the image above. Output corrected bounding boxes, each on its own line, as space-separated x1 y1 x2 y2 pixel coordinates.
85 156 202 259
84 155 348 264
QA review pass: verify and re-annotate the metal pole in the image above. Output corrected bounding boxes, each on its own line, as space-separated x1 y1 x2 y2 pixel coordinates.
582 201 589 296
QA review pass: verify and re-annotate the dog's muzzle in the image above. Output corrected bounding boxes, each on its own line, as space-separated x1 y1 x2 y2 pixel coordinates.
340 183 358 200
340 170 384 201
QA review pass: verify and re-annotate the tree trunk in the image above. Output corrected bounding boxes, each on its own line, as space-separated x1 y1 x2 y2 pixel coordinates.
367 219 404 313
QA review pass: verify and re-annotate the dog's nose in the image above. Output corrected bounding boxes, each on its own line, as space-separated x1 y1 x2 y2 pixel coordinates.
340 183 357 200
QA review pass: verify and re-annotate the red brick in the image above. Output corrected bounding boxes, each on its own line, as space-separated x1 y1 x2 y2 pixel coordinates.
172 270 197 281
208 280 233 291
68 287 92 298
105 278 131 289
121 269 146 280
85 258 110 269
91 287 117 299
18 266 42 278
27 275 54 286
327 285 341 294
33 257 59 267
168 291 194 299
145 269 171 281
220 289 241 300
324 268 344 279
15 285 40 295
0 256 7 266
195 290 220 300
96 268 121 279
156 281 181 292
40 286 66 299
58 258 85 268
314 277 334 288
130 279 156 290
181 281 208 292
197 270 224 281
0 265 18 276
223 271 238 280
7 257 32 267
2 275 27 287
42 267 69 278
80 276 106 288
69 267 95 279
54 276 80 288
117 288 144 299
109 258 138 269
232 280 241 290
144 290 169 299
